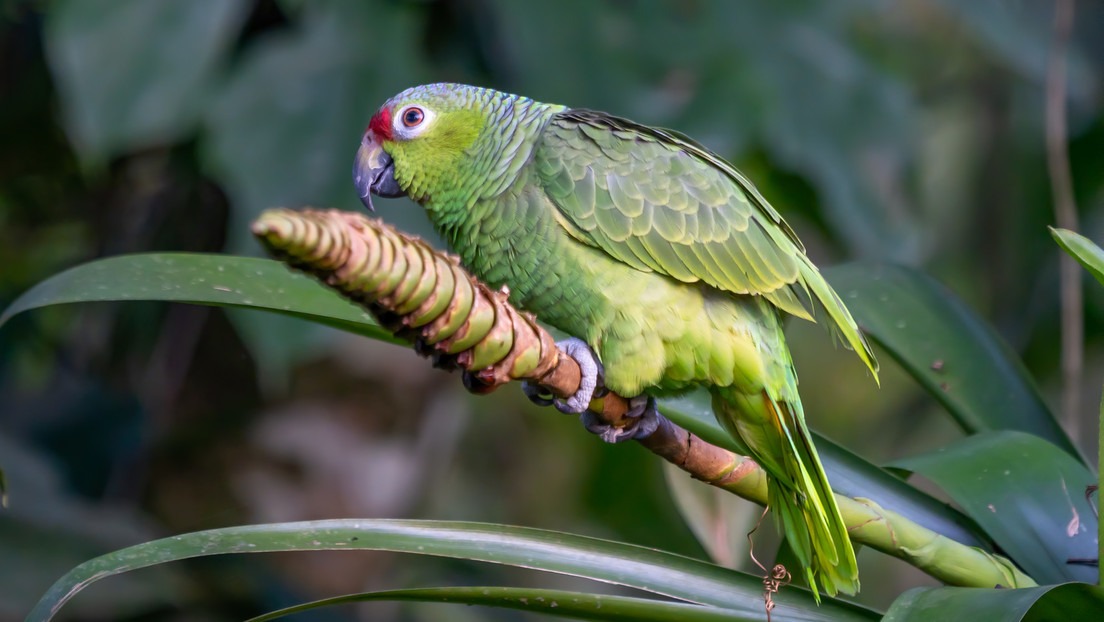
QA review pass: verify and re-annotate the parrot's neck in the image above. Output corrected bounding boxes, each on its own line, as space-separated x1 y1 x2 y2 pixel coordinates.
424 101 564 218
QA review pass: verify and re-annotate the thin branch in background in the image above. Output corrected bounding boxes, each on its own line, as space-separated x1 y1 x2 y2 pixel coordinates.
1046 0 1081 440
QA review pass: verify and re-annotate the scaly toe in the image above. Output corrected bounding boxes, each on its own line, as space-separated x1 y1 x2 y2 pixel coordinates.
552 337 603 414
580 395 660 443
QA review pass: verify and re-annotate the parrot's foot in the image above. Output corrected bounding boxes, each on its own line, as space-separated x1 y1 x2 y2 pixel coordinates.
581 395 660 443
520 337 603 410
552 338 604 414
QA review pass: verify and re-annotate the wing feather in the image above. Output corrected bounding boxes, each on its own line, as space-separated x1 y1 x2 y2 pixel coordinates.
535 110 878 377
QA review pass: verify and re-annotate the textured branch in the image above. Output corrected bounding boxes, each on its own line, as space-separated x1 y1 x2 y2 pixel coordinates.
253 207 1035 590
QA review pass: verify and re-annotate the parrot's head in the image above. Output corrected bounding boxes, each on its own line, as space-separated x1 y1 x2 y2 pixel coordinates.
354 83 494 211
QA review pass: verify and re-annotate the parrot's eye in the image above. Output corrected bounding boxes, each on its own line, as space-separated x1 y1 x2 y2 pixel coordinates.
392 105 434 139
402 107 425 128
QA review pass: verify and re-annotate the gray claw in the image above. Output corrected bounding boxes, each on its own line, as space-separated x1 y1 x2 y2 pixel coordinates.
553 337 603 414
581 395 660 443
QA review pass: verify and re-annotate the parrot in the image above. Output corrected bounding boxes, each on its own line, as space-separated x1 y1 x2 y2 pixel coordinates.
353 83 878 600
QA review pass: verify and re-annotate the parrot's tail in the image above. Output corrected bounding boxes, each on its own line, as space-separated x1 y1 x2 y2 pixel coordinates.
710 387 859 603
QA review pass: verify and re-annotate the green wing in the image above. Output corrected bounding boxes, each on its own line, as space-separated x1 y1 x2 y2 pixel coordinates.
534 109 878 378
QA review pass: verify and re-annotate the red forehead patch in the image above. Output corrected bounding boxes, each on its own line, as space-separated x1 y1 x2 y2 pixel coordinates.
368 107 393 140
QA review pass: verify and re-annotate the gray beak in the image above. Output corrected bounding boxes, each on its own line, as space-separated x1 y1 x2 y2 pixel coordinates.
353 133 404 212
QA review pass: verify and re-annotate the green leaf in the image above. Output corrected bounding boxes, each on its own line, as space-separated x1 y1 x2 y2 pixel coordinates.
0 253 393 342
1051 227 1104 287
247 586 766 622
45 0 249 159
883 582 1104 622
825 263 1078 459
893 431 1097 585
660 390 988 549
27 519 879 622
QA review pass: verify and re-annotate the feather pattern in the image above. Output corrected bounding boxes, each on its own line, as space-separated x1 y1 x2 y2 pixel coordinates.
536 109 878 375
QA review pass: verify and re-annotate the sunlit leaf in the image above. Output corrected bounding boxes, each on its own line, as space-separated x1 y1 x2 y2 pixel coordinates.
26 519 879 622
0 254 393 343
826 263 1078 459
883 582 1104 621
247 586 765 622
893 431 1097 585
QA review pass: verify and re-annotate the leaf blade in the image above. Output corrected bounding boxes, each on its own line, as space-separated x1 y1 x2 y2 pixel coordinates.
825 263 1077 459
1051 227 1104 288
883 583 1104 622
246 586 766 622
0 253 393 342
27 519 878 622
893 431 1097 584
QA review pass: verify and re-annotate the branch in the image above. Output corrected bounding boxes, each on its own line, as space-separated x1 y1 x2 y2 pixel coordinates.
253 207 1036 590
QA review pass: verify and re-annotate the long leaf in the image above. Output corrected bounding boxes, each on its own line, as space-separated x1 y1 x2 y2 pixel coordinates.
1051 227 1104 577
27 519 878 622
825 263 1078 459
0 253 393 342
893 431 1097 585
883 582 1104 621
246 586 766 622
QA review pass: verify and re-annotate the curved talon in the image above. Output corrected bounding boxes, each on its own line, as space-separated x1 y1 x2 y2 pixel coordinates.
552 337 603 414
581 395 660 443
521 381 555 407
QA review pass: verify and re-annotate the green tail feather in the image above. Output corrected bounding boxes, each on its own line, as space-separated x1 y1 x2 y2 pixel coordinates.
712 388 859 603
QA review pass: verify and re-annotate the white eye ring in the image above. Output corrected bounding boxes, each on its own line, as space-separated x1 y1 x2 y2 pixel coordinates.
393 105 435 139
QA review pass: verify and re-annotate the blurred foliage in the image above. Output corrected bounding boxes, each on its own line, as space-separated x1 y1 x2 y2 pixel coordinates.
1 0 1102 619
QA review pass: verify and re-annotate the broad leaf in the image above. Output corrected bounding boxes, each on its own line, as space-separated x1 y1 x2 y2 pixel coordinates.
893 431 1097 585
248 586 767 622
825 263 1078 459
26 519 879 622
0 254 393 343
883 582 1104 621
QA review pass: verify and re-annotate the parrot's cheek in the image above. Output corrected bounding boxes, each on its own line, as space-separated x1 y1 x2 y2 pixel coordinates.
354 137 404 212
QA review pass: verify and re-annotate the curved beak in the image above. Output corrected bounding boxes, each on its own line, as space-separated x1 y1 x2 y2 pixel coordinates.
353 132 404 212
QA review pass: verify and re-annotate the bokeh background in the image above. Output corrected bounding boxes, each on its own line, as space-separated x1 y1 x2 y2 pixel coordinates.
0 0 1101 619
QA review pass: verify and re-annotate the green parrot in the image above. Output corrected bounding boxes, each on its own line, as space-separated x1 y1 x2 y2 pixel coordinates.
354 83 878 600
